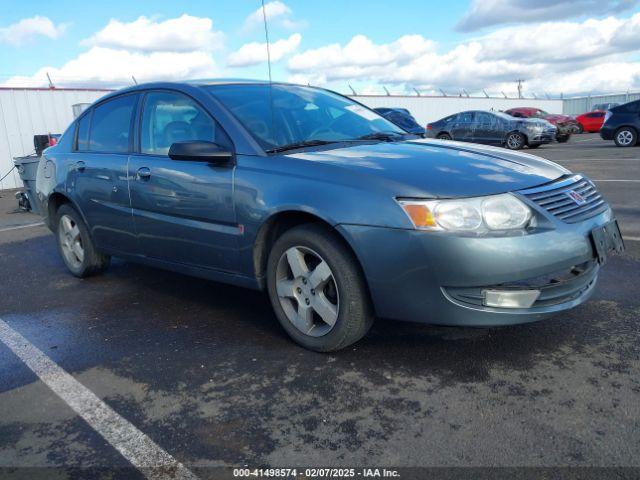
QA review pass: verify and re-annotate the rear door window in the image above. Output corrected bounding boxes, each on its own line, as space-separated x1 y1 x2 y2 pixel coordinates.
89 95 138 153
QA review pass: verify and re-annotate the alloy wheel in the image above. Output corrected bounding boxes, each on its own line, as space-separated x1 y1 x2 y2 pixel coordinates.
507 133 523 149
617 130 634 146
58 214 84 269
275 246 339 337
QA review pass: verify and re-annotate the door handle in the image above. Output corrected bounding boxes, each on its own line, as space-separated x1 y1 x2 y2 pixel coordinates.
137 167 151 180
76 161 86 172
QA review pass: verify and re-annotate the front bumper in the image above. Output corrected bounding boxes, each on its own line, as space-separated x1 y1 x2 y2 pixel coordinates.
338 207 613 327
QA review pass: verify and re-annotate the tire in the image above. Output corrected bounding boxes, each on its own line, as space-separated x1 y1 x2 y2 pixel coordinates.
556 134 570 143
575 124 584 134
505 131 525 150
614 127 637 147
266 223 374 352
436 133 452 140
55 204 110 278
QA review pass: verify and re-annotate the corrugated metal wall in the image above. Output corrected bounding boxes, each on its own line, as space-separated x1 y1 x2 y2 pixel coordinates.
0 88 109 190
352 95 563 126
563 92 640 115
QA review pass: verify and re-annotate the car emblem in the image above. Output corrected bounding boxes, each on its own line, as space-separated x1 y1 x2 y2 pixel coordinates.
566 190 587 205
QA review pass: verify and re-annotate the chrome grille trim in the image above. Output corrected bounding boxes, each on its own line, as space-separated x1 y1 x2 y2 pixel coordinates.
519 174 609 223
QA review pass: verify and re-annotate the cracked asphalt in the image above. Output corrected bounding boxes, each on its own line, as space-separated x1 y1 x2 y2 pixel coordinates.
0 134 638 479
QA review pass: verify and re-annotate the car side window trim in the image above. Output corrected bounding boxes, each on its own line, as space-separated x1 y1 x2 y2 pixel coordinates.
135 88 235 157
73 109 93 152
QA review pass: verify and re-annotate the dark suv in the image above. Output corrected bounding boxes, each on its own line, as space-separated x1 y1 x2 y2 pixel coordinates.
600 100 640 147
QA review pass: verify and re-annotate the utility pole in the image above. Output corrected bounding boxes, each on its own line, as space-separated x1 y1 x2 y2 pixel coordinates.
482 90 489 98
348 84 357 96
413 88 421 97
439 89 447 97
46 72 54 89
516 79 524 99
383 86 390 96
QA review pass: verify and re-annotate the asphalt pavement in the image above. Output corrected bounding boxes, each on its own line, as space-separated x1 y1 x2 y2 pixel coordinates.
0 134 638 479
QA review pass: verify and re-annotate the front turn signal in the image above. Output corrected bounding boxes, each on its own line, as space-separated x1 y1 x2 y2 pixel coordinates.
398 201 437 228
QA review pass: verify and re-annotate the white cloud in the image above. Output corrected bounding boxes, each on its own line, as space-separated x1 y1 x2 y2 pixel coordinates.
242 1 303 31
2 47 219 88
289 34 436 71
286 15 640 95
0 16 67 46
82 14 224 52
227 33 301 67
456 0 637 31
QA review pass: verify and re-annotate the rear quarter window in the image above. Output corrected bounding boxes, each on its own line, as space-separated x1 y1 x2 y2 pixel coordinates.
76 112 91 151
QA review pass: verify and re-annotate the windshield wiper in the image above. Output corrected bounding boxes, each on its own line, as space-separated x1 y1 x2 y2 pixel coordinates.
266 139 341 153
353 131 406 142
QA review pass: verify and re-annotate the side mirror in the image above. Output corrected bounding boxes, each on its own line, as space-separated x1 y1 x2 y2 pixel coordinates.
168 141 233 164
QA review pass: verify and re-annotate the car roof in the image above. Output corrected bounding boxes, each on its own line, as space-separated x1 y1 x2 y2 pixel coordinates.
90 79 308 105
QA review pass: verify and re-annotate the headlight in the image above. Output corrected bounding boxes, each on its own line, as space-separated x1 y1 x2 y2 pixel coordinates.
397 193 532 233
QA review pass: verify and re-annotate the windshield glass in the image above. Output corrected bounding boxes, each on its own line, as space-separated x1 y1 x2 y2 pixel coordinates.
534 110 549 118
207 84 406 151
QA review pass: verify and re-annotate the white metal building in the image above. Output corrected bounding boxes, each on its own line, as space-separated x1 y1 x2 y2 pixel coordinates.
0 88 109 190
0 87 564 192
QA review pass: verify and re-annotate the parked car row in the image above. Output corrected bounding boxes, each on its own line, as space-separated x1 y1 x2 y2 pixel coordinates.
425 110 558 150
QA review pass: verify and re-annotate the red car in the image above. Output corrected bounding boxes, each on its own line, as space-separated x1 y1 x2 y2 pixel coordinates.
504 107 576 142
575 110 606 133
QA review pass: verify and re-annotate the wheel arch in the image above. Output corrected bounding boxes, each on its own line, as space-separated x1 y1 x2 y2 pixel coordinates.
252 210 370 298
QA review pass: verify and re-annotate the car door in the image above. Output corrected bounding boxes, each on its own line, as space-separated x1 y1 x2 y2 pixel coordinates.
473 112 503 144
66 94 138 253
128 90 239 272
451 112 475 141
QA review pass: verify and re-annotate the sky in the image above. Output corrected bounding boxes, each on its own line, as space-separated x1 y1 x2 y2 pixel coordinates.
0 0 639 97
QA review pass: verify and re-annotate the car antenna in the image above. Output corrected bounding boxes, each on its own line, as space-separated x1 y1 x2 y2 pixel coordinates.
261 0 276 148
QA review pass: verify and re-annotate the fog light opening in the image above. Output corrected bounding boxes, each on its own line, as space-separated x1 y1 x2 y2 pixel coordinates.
482 289 541 309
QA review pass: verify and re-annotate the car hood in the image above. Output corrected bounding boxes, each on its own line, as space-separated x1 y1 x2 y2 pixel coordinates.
286 139 569 198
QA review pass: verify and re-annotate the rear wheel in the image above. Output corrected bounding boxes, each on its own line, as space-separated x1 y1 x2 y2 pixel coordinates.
56 204 110 277
614 127 637 147
505 132 525 150
436 133 452 140
266 224 374 352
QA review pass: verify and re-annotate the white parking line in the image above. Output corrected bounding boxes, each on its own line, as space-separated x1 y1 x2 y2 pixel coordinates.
0 319 198 480
625 236 640 242
0 222 44 233
547 158 640 161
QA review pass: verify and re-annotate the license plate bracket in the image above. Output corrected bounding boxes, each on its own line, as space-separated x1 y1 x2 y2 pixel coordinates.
591 220 625 264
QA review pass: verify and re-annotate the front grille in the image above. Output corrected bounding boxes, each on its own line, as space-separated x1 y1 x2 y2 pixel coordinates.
519 174 608 223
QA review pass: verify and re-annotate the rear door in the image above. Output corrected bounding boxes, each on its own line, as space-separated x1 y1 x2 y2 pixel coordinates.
127 90 239 272
66 94 138 253
473 112 503 144
451 111 475 141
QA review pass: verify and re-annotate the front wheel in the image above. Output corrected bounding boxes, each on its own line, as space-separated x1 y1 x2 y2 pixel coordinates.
505 132 525 150
266 224 374 352
614 127 637 147
56 204 110 277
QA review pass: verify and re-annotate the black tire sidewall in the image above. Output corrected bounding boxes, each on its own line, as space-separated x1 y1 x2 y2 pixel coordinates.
266 224 373 352
437 133 451 140
55 204 105 277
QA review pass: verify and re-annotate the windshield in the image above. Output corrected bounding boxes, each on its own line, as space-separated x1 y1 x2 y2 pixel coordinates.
533 110 549 118
207 84 406 151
